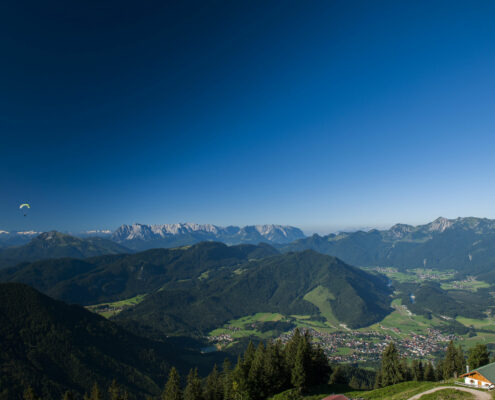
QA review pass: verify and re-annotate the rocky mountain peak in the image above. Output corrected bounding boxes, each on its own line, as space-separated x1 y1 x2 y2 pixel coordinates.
427 217 453 232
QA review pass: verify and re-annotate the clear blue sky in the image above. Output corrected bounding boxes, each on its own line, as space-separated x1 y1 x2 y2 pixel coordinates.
2 0 495 234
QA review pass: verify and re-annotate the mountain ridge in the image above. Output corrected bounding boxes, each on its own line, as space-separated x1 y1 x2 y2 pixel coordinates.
0 231 130 270
111 222 305 250
284 216 495 275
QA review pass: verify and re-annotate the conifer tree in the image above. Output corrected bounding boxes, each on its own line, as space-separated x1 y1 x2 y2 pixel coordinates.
184 368 203 400
247 342 267 400
379 343 403 387
108 380 120 400
309 345 331 387
291 345 306 393
455 345 466 377
435 360 444 381
62 391 75 400
349 376 360 390
400 358 411 381
263 341 285 394
285 329 302 370
291 334 311 392
89 383 102 400
221 359 233 400
417 360 424 381
424 362 435 381
163 367 182 400
443 341 457 379
467 344 490 370
411 360 423 381
330 365 347 385
231 356 249 400
23 386 38 400
204 364 223 400
374 369 383 389
243 342 256 373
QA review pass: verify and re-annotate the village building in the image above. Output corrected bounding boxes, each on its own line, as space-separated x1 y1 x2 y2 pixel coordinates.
461 362 495 389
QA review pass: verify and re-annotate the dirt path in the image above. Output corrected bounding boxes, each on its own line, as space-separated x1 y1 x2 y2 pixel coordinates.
407 385 492 400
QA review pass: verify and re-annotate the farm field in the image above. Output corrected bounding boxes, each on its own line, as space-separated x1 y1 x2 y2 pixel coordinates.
207 267 495 365
85 294 147 318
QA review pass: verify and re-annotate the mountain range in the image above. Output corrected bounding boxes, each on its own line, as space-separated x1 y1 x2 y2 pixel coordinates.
0 241 279 305
283 217 495 277
0 242 392 335
0 231 130 270
111 223 306 250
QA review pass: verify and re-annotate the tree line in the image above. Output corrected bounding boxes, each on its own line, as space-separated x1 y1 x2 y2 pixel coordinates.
21 329 331 400
374 341 491 388
19 331 493 400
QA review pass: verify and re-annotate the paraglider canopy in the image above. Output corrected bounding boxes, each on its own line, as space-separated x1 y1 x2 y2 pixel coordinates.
19 203 30 217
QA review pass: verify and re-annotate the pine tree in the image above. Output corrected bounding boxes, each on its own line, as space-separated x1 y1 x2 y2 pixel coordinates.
417 360 424 381
263 341 285 394
291 345 306 392
309 344 331 387
247 342 267 400
23 386 38 400
329 365 347 385
163 367 182 400
231 356 249 400
411 360 423 381
374 369 383 389
222 360 233 400
379 343 403 387
349 376 360 390
108 380 120 400
400 358 411 381
285 329 302 370
204 364 223 400
443 341 457 379
435 360 444 382
243 342 256 374
291 334 311 392
62 391 75 400
184 368 203 400
455 345 466 377
424 362 435 381
467 344 490 370
89 383 102 400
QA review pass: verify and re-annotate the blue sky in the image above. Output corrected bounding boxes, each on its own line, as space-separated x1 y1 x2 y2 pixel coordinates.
2 0 495 234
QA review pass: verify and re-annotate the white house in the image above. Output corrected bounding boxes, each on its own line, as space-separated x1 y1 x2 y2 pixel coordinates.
460 361 495 389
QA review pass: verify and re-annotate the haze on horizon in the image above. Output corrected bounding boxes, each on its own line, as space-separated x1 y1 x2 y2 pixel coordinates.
2 1 495 233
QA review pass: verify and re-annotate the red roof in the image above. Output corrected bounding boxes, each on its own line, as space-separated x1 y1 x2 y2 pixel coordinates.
321 396 349 400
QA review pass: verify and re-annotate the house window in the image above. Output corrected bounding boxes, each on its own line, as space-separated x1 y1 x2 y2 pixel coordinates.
470 380 475 384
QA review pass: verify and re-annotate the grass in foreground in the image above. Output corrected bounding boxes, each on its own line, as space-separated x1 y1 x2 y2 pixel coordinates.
344 381 453 400
418 388 474 399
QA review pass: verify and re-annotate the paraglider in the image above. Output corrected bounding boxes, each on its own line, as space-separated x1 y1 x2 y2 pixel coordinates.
19 203 30 217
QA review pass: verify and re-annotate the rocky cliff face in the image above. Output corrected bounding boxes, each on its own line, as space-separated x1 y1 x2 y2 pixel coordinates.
112 222 305 249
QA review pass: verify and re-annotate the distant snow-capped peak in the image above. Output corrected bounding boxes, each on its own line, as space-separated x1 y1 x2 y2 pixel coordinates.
112 222 305 244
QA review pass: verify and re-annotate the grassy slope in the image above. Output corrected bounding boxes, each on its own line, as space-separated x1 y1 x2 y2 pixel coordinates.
85 294 147 318
418 389 474 399
303 285 339 328
344 381 452 400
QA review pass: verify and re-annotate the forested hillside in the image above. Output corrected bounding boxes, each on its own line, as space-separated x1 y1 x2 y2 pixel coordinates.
116 250 392 335
0 283 220 400
0 241 279 305
283 217 495 276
